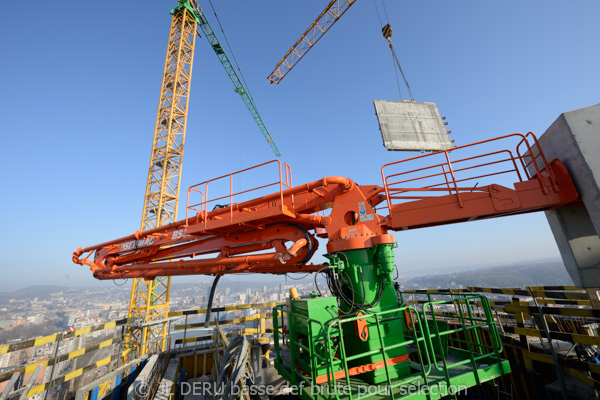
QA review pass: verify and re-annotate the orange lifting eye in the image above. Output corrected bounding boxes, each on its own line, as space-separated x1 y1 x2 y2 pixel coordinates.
355 312 369 341
404 308 415 331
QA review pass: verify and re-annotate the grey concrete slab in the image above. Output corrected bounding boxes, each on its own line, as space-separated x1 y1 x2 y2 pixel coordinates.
373 100 453 151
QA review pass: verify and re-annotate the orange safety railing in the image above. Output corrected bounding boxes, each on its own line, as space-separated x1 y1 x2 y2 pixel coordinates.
380 133 559 210
186 160 293 227
516 132 559 193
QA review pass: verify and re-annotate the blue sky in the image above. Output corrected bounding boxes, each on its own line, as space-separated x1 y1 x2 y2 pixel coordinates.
0 1 598 291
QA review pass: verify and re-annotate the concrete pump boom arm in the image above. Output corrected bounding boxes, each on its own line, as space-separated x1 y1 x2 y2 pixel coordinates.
73 133 579 281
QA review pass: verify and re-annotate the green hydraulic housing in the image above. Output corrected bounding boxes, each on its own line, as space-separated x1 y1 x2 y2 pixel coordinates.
327 244 411 384
273 243 511 400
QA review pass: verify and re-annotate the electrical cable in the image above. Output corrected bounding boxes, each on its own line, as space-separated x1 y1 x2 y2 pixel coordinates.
329 252 372 316
369 199 377 215
338 251 388 315
316 252 389 317
314 266 332 297
329 253 356 305
286 272 310 280
337 271 359 315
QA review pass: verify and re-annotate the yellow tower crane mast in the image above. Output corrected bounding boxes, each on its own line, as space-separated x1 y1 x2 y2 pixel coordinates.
127 7 195 358
128 0 280 357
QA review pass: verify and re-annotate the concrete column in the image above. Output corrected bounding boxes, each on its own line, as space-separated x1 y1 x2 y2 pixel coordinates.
536 104 600 288
585 288 600 309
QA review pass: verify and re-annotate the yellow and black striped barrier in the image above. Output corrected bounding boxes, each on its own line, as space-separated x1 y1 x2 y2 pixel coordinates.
502 326 600 347
468 287 530 296
569 368 600 391
0 335 127 383
176 334 213 345
528 285 582 291
168 301 283 317
504 304 600 318
526 350 600 376
174 329 275 346
406 289 468 294
530 290 590 301
407 286 592 305
174 313 272 330
0 317 133 356
408 286 590 299
24 348 132 399
534 298 591 306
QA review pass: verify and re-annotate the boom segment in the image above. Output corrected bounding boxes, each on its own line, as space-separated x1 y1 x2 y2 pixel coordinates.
75 133 579 281
267 0 357 84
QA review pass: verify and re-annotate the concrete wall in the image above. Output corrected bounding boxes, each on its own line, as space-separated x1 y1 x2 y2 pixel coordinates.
127 354 165 400
536 104 600 288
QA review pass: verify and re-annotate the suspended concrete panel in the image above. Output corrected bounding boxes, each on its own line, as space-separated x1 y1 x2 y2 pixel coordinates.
373 100 454 152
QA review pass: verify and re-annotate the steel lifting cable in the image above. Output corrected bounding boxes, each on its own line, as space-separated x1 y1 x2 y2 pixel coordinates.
373 0 415 101
390 50 404 101
388 41 415 101
208 0 256 104
208 0 246 173
207 0 251 191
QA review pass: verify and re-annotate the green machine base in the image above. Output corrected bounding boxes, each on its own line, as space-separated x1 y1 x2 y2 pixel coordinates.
273 244 511 399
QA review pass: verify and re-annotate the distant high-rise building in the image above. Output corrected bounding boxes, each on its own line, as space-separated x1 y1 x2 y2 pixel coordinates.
263 285 268 293
225 287 231 296
279 282 285 294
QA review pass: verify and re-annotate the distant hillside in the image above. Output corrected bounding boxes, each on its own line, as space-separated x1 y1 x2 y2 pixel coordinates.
0 285 73 296
404 260 573 288
0 285 76 305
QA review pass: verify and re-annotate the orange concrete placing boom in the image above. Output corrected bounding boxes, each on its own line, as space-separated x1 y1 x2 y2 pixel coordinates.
73 133 579 281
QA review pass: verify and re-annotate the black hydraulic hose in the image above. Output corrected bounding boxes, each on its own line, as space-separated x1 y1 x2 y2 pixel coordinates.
204 275 221 328
285 223 314 265
214 335 252 400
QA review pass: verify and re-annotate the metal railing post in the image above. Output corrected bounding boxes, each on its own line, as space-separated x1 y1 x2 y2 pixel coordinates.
43 333 64 400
